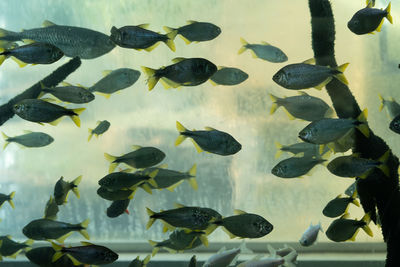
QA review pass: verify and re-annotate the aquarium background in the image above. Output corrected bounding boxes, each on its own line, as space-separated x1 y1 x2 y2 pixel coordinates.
0 0 398 249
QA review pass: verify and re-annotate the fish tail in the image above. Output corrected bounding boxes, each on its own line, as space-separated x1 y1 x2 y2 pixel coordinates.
385 2 393 24
71 175 82 198
378 94 385 112
0 48 7 65
69 108 85 128
141 66 159 91
187 163 198 190
269 93 280 115
7 191 15 209
51 242 64 262
148 240 159 256
274 141 283 159
282 251 297 267
163 26 176 35
104 153 118 173
175 121 188 146
11 56 28 68
355 109 369 138
333 63 349 85
24 239 34 247
267 244 277 258
0 28 20 43
165 30 178 52
361 213 373 237
87 128 93 141
140 183 153 194
1 131 10 150
143 255 151 264
146 207 157 229
238 37 248 54
78 219 90 240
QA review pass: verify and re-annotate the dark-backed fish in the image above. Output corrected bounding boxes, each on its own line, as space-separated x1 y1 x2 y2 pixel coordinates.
348 2 392 35
2 131 53 149
53 176 82 205
163 21 221 44
40 82 95 104
210 67 248 86
106 199 131 218
88 120 110 141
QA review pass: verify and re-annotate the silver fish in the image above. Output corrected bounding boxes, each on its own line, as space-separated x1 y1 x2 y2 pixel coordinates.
299 222 322 246
378 94 400 119
271 154 327 178
2 130 53 149
210 67 249 86
164 20 221 44
238 38 287 62
40 82 95 104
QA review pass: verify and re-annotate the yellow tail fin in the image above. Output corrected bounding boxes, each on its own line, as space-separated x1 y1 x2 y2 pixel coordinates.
269 94 280 115
146 207 156 229
274 141 283 159
378 94 385 112
333 63 349 85
72 175 82 198
356 109 369 138
2 131 10 150
79 219 90 240
238 37 248 55
361 213 373 237
51 242 64 262
141 66 159 91
165 30 178 52
0 55 6 66
188 163 197 176
148 240 159 256
175 121 188 146
385 2 393 24
68 108 85 128
88 128 93 141
8 191 15 209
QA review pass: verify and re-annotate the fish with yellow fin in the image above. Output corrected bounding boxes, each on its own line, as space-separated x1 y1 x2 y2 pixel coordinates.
323 191 360 218
348 2 392 35
326 213 373 242
238 38 287 62
163 21 221 44
0 236 33 260
129 255 151 267
53 176 82 205
88 120 110 141
0 191 15 209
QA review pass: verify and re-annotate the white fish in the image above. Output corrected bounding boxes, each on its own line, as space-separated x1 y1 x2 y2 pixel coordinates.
203 247 240 267
237 251 297 267
299 222 323 246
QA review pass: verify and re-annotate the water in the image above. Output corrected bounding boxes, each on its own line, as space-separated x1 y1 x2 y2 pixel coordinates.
0 0 398 259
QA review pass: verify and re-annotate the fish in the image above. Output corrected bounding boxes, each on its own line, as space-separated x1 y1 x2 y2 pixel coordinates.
26 246 84 267
271 154 327 178
140 164 197 191
237 252 298 267
213 209 273 239
345 182 357 197
106 199 131 218
97 186 136 201
146 203 222 233
273 59 349 90
0 42 63 67
299 222 323 246
0 20 115 59
210 67 249 86
13 99 85 127
88 120 110 141
0 191 15 209
104 145 166 173
87 68 141 98
327 150 390 178
53 176 82 205
367 0 375 7
0 236 33 259
149 230 206 256
2 130 54 149
203 247 241 267
323 192 360 218
44 196 59 220
238 38 287 63
347 2 392 35
298 109 369 144
188 255 196 267
163 21 221 44
22 218 90 242
389 114 400 134
378 94 400 119
129 255 151 267
274 141 322 159
141 57 217 91
110 24 177 51
39 82 95 104
52 242 118 265
98 170 158 191
267 244 296 258
175 121 242 156
269 92 333 121
326 213 373 242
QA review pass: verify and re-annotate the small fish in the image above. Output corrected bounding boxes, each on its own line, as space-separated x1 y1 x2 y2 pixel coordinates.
203 247 241 267
0 42 63 67
326 213 373 242
141 57 217 91
87 68 141 98
269 92 333 121
129 255 151 267
345 181 357 197
163 21 221 44
188 255 197 267
22 218 90 242
106 199 131 218
378 94 400 119
0 236 33 259
97 186 136 201
238 38 287 62
213 209 273 239
104 145 166 173
274 141 322 159
13 99 85 127
323 192 360 218
88 120 110 141
2 131 53 149
52 242 118 265
298 109 369 144
44 196 59 220
389 114 400 134
273 59 349 90
210 67 249 86
175 121 242 156
299 222 323 246
53 176 82 205
271 154 327 178
0 20 115 59
26 246 84 267
98 170 158 191
0 191 15 209
110 24 177 52
267 244 296 258
39 82 95 104
327 150 390 178
348 2 392 35
146 204 222 233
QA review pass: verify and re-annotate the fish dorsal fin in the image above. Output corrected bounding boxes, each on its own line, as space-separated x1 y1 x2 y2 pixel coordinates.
23 130 33 134
137 23 150 29
302 58 316 64
204 126 216 131
61 81 72 86
366 2 373 8
102 70 112 77
217 66 225 70
340 213 350 219
42 20 57 27
261 41 271 45
131 145 142 151
174 203 185 208
298 91 308 95
172 57 186 63
76 83 88 89
234 209 247 215
80 241 94 246
187 20 198 24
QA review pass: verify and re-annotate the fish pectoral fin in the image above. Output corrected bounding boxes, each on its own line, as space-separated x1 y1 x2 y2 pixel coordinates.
95 92 111 98
179 34 192 44
161 77 181 89
375 18 385 32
